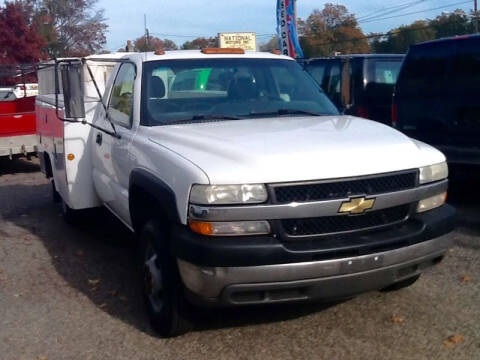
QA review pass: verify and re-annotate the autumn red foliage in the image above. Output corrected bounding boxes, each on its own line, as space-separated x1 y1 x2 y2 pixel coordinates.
0 2 46 65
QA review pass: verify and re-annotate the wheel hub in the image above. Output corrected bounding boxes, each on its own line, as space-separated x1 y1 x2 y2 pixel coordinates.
144 253 163 313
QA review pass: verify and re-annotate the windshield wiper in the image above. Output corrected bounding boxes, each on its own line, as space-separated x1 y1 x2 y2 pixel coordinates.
248 109 325 117
168 114 240 125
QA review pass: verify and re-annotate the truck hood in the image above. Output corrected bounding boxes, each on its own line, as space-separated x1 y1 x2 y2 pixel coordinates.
148 116 445 184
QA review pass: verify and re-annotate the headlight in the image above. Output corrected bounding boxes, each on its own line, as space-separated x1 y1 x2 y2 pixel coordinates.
189 220 271 236
417 192 447 213
190 184 268 205
419 162 448 184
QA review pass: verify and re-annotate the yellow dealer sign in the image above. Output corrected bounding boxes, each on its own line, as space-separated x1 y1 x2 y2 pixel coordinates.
218 32 256 51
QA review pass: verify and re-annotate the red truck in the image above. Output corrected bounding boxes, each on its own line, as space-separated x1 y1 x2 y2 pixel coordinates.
0 65 38 159
0 91 37 159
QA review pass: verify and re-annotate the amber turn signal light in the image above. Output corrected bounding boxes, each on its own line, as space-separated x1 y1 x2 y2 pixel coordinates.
67 153 75 161
189 221 213 236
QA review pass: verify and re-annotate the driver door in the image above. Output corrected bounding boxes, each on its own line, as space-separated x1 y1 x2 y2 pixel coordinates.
92 63 137 224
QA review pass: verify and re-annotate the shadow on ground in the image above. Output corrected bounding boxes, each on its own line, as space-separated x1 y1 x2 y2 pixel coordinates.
0 179 340 336
1 161 478 336
0 157 40 175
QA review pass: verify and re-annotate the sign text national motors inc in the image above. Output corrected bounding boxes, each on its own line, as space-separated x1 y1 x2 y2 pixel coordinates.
218 33 257 51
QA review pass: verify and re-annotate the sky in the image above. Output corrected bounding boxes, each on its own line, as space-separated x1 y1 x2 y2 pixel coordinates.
100 0 475 51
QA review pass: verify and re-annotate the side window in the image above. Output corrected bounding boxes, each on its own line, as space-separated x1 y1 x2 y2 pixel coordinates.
305 62 327 87
171 70 198 91
325 61 342 105
206 68 232 91
372 60 402 85
398 43 450 96
453 38 480 90
108 63 136 127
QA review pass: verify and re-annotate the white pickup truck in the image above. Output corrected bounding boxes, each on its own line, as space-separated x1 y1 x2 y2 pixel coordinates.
36 49 455 337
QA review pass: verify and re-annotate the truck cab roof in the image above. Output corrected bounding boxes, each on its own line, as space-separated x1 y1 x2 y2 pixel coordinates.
87 50 294 63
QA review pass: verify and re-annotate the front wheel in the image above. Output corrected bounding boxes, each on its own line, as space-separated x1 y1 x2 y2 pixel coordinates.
140 220 191 337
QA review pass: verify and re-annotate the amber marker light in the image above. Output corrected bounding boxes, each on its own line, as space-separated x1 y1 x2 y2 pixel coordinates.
201 48 245 55
67 153 75 161
189 221 213 236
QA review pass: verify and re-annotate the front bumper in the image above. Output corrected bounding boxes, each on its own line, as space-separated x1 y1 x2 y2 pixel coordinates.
178 234 451 305
173 205 455 305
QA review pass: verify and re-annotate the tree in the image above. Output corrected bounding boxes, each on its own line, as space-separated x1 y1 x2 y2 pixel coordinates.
31 0 108 57
260 36 278 52
370 10 474 54
182 37 217 50
0 2 46 64
431 10 472 38
299 4 370 57
371 20 436 54
134 36 178 52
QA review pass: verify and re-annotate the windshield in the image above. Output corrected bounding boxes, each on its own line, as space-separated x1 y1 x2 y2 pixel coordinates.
141 58 338 125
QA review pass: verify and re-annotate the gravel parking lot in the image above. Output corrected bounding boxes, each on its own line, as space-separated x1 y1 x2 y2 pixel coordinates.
0 158 478 360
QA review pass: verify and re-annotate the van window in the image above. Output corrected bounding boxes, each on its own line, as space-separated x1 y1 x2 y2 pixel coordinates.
305 61 327 86
108 63 136 127
453 38 480 90
371 60 402 85
325 61 342 106
397 43 451 96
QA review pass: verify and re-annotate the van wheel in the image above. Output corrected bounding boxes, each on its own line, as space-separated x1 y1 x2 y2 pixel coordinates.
52 180 61 203
381 274 421 292
140 220 191 337
60 197 80 225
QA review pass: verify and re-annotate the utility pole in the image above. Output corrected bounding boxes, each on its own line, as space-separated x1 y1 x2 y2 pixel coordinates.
475 0 479 34
144 14 150 50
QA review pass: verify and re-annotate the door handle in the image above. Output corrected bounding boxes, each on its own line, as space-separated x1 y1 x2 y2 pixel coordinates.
96 132 102 146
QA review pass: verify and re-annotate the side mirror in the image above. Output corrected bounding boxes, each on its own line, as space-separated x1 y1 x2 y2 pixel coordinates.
60 62 85 119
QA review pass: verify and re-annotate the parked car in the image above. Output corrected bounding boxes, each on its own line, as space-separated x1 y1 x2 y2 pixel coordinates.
393 34 480 167
302 54 404 124
13 83 39 98
37 50 454 337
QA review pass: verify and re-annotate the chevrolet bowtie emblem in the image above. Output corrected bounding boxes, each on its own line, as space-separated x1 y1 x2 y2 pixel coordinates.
339 197 375 214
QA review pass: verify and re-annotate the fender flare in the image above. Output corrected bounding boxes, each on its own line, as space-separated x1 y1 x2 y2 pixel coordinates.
129 168 181 229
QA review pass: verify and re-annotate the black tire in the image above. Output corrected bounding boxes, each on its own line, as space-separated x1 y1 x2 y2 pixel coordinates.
380 274 421 292
60 197 80 225
52 180 61 203
140 220 192 337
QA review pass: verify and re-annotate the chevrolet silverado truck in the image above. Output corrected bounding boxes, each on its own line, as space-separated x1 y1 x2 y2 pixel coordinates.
36 49 455 337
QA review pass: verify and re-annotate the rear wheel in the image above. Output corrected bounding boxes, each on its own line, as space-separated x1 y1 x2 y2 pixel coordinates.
51 180 61 203
140 220 191 337
60 197 81 225
381 274 421 292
